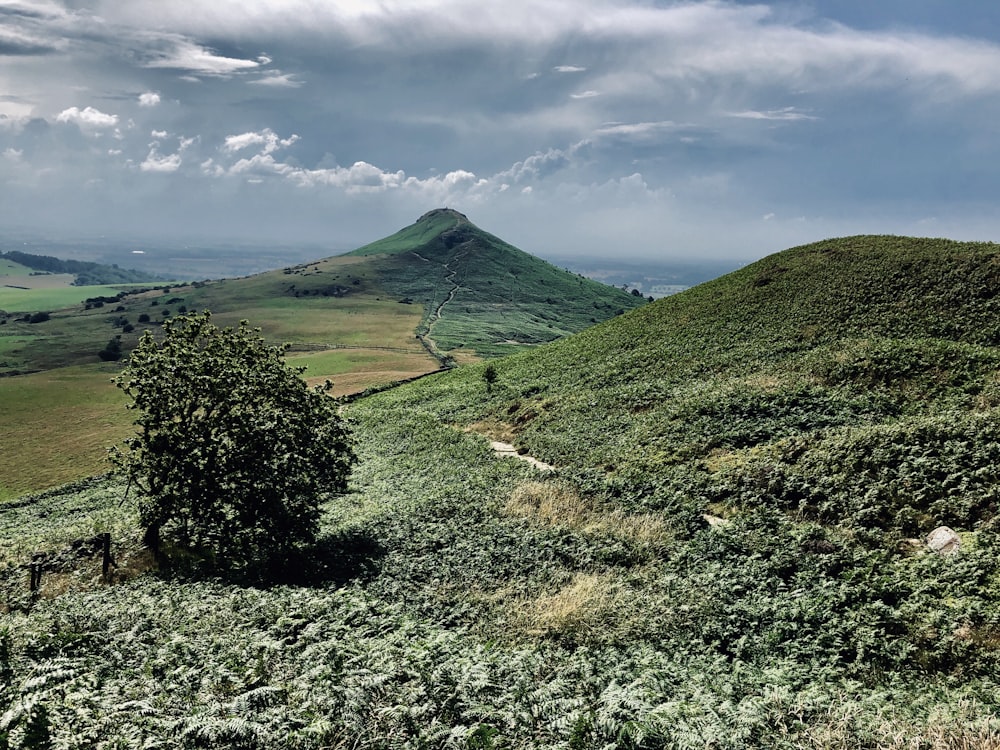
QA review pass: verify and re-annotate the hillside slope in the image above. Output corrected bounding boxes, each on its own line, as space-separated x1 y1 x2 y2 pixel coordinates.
388 234 1000 472
347 208 647 359
357 234 1000 682
6 235 1000 747
0 250 163 287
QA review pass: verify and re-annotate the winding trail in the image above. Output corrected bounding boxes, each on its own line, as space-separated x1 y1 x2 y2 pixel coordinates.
488 440 555 472
411 249 469 361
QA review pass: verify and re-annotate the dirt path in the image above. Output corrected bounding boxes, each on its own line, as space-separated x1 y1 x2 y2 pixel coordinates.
411 249 468 359
488 440 555 472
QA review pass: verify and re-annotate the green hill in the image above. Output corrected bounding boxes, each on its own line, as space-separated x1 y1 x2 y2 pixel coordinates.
345 208 647 359
5 234 1000 746
0 210 644 497
0 249 164 287
1 209 644 374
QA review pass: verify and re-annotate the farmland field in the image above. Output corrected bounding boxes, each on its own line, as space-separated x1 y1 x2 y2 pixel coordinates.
0 365 129 501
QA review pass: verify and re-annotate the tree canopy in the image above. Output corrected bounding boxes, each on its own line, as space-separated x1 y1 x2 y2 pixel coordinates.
109 311 354 565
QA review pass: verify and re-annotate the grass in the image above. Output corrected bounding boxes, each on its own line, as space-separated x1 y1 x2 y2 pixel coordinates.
0 283 141 313
0 258 30 275
288 348 440 395
347 208 468 256
10 232 1000 745
505 479 670 548
0 346 440 499
0 365 131 500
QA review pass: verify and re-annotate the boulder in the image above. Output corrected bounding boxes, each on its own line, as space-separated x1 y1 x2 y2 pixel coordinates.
926 526 961 555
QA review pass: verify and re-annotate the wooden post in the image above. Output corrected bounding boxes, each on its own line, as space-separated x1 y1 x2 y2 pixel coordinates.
101 533 112 582
29 558 42 596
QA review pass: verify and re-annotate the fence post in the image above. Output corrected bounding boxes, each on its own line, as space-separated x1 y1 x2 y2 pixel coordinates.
101 533 112 582
29 556 43 597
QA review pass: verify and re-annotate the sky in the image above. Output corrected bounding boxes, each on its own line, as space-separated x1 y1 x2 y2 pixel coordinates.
3 0 1000 264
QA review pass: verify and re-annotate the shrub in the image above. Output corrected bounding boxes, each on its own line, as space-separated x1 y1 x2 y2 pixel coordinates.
109 312 355 566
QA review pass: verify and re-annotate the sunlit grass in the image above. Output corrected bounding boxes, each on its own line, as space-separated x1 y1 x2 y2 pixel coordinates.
0 282 150 312
0 365 131 500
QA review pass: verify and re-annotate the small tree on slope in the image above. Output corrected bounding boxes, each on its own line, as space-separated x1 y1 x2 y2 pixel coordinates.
109 311 354 565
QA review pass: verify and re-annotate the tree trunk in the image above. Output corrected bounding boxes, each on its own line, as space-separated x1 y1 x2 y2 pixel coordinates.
143 522 161 558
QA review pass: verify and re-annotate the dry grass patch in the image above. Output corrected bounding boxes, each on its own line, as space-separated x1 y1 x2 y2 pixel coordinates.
522 572 619 636
0 365 133 499
802 700 1000 750
505 480 670 547
465 420 517 444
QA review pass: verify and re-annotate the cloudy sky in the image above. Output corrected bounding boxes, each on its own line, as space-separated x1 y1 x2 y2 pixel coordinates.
3 0 1000 263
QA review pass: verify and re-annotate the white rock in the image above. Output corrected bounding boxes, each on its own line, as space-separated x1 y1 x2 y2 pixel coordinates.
926 526 961 555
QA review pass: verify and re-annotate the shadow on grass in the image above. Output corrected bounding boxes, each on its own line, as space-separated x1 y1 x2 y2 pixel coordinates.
152 527 386 588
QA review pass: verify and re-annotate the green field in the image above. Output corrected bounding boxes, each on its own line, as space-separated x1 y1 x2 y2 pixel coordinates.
0 342 439 500
0 365 130 501
0 258 31 275
0 283 148 313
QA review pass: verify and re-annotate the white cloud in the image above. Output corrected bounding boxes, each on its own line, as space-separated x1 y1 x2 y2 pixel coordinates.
55 106 119 128
138 92 161 107
570 90 600 99
222 128 298 154
140 148 182 172
93 1 1000 97
291 161 407 191
0 113 28 132
554 65 586 73
0 1 66 17
594 121 679 139
0 21 63 55
227 152 296 178
200 158 224 177
143 39 260 76
496 146 578 184
729 107 818 122
248 71 304 88
3 147 23 161
151 129 168 139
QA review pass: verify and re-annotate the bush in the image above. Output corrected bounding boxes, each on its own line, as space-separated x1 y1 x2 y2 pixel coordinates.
109 312 355 566
97 337 123 362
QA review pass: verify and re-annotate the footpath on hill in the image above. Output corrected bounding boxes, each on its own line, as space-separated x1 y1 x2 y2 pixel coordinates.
411 249 469 363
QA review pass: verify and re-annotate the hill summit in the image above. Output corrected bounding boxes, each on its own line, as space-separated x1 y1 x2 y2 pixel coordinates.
348 208 472 256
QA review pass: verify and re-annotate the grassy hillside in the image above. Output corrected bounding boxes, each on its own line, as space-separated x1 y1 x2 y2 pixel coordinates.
0 211 644 497
0 250 164 288
349 209 647 358
8 234 1000 747
0 210 643 376
349 208 468 256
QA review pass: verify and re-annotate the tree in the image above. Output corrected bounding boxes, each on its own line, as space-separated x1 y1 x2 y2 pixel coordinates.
109 311 354 565
98 336 123 361
482 363 499 393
